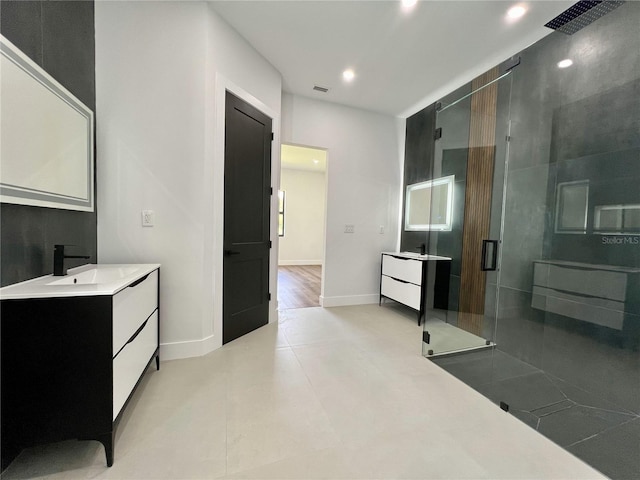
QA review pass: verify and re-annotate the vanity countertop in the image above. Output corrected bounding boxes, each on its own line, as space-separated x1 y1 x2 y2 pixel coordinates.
382 252 452 261
0 264 161 300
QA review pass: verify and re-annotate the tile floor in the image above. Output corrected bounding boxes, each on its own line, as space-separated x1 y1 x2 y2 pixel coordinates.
432 349 640 479
2 304 604 479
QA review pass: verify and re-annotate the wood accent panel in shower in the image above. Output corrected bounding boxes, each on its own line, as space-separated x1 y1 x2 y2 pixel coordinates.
457 67 500 336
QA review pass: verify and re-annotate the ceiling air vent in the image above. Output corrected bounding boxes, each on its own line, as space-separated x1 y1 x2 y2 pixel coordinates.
544 1 625 35
313 85 329 93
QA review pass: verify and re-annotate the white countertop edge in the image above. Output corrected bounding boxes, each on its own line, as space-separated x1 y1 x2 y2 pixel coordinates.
382 252 452 261
0 264 161 300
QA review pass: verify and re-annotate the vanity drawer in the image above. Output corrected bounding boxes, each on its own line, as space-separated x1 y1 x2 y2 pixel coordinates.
381 275 421 310
382 255 422 285
113 269 158 356
113 310 158 420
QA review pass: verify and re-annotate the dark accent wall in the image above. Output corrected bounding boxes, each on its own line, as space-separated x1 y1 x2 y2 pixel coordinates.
401 85 474 327
0 1 96 286
400 104 436 253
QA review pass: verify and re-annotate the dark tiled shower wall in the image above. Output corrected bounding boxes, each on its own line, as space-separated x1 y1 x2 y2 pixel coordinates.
498 0 640 409
430 3 639 479
0 1 97 286
544 90 640 267
434 148 467 327
494 3 638 478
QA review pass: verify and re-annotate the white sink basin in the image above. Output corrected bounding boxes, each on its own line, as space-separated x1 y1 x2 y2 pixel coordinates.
47 266 141 286
0 264 161 300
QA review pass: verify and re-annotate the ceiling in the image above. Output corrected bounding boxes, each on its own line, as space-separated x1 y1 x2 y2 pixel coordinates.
210 0 573 117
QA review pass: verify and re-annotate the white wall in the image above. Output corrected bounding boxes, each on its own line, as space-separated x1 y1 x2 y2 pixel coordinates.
279 168 326 265
96 1 282 360
281 94 403 306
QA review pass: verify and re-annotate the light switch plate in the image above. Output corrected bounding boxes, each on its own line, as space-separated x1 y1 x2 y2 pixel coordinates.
142 210 154 227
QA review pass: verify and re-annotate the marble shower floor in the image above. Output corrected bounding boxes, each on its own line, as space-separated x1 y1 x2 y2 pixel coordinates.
1 304 604 479
432 349 640 479
421 316 491 356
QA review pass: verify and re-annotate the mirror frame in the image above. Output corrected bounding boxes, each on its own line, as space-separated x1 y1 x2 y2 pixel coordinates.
0 35 94 212
404 175 454 232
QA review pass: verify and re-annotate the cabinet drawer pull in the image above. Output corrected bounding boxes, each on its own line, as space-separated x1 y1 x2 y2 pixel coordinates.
389 276 410 284
390 255 411 261
128 273 150 288
127 319 148 345
114 317 151 358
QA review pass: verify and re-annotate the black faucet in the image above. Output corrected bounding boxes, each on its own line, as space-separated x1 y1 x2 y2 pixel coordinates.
417 243 426 255
53 244 91 276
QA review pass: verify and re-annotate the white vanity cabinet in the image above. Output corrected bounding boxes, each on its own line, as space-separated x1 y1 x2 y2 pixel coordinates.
381 255 423 310
380 253 451 325
0 264 160 471
112 269 159 420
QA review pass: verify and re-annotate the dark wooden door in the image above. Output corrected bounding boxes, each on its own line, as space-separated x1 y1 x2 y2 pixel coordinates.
223 92 272 344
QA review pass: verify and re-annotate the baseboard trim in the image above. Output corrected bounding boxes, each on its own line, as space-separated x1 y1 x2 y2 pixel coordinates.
320 294 379 307
160 334 218 361
278 260 323 266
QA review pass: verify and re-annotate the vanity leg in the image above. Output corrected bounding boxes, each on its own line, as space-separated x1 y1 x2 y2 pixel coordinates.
418 311 422 326
155 354 160 371
96 432 114 467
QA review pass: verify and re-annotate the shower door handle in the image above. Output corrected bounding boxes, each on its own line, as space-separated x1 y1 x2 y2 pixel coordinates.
481 240 499 271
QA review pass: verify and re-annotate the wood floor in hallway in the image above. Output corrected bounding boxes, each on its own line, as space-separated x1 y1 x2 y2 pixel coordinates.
277 265 321 310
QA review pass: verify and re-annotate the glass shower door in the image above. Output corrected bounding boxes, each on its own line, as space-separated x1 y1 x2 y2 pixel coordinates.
422 71 512 357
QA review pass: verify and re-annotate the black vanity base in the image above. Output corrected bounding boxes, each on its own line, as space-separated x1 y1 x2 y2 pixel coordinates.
1 294 160 471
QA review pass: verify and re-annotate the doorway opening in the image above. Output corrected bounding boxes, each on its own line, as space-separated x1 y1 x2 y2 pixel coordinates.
277 144 327 310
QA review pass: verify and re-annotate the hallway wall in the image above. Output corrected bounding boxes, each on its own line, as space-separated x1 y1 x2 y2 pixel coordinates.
278 168 326 266
281 94 403 306
95 1 282 359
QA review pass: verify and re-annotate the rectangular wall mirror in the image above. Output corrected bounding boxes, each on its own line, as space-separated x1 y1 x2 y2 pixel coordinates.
0 35 94 212
405 175 454 231
554 180 588 234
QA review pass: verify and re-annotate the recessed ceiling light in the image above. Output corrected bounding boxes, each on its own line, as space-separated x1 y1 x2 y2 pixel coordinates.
342 69 355 82
557 59 573 68
401 0 417 8
507 5 527 20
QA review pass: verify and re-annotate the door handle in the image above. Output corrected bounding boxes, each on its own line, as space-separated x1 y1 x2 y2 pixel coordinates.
481 240 498 271
224 250 241 257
